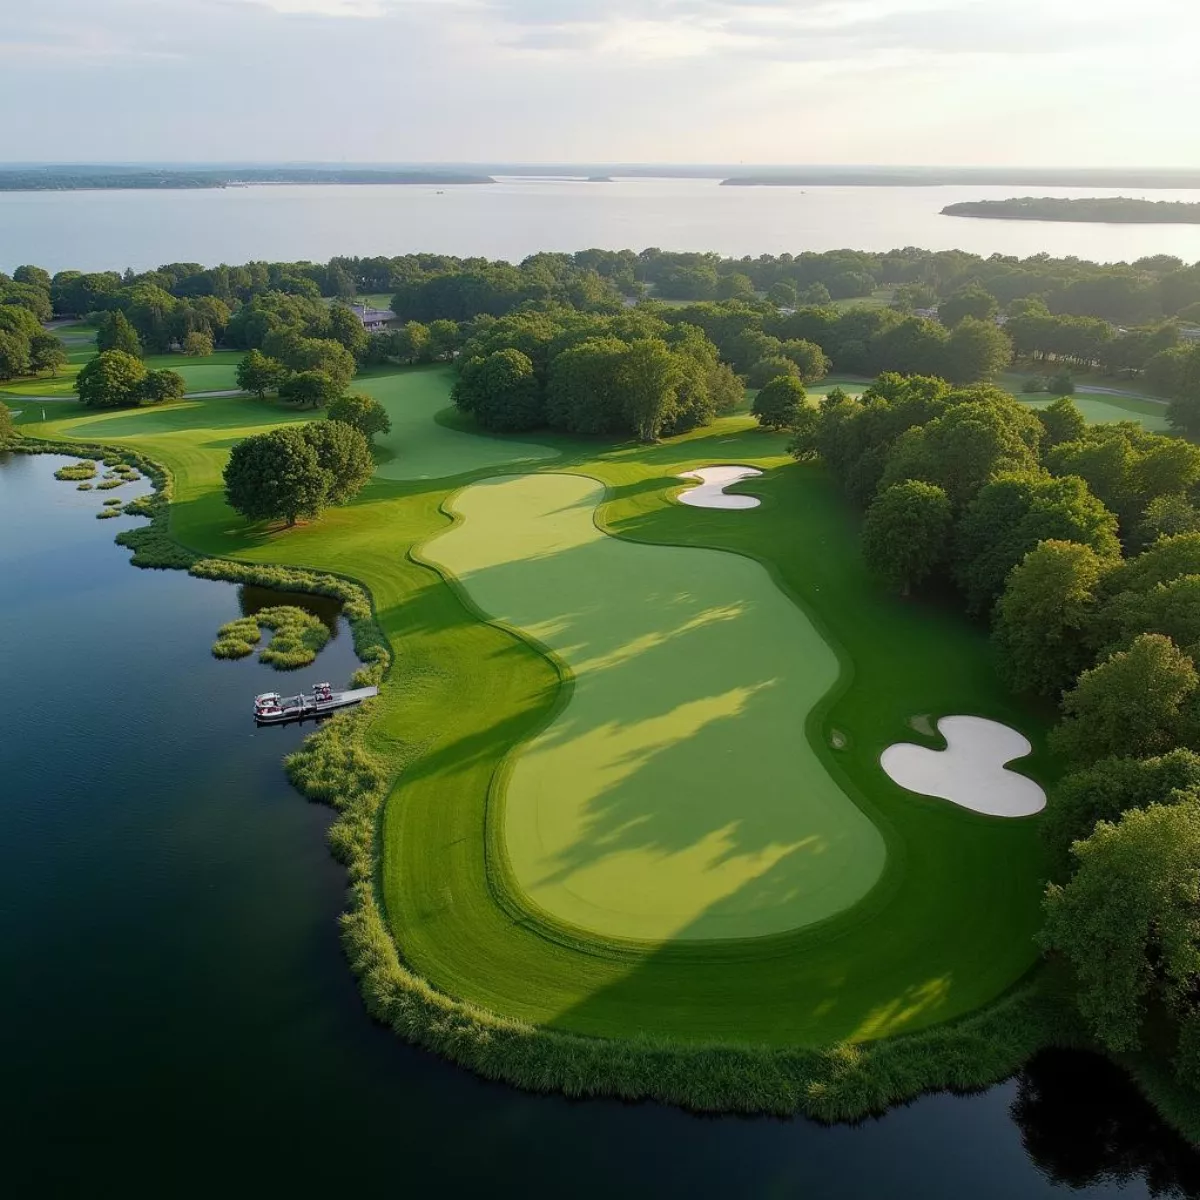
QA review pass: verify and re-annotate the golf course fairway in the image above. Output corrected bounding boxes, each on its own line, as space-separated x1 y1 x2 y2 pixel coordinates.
358 367 558 481
423 473 886 941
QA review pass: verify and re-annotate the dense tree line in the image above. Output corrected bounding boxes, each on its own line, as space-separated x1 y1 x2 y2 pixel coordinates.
0 302 67 381
943 197 1200 224
651 298 1012 385
791 370 1200 1088
450 307 742 440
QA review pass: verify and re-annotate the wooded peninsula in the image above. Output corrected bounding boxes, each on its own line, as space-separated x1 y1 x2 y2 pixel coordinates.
0 167 493 192
943 197 1200 224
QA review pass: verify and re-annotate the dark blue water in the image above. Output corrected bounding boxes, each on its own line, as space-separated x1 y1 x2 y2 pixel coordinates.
3 451 1199 1198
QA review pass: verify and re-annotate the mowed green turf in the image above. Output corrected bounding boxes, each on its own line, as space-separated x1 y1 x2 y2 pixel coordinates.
356 365 558 480
0 350 243 399
423 472 885 941
1018 393 1171 432
17 365 1048 1046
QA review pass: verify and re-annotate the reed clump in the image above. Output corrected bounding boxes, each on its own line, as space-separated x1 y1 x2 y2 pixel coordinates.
55 460 96 481
212 616 260 659
77 482 94 491
211 606 329 669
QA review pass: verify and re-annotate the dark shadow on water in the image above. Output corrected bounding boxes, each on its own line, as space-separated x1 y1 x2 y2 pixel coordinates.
1014 1050 1200 1198
238 582 342 636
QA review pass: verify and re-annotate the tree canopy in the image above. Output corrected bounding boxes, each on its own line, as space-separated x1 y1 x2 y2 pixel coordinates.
862 480 953 595
326 392 391 442
74 350 149 408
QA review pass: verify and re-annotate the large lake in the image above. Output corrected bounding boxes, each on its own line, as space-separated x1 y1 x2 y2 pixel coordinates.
5 450 1200 1195
4 179 1200 272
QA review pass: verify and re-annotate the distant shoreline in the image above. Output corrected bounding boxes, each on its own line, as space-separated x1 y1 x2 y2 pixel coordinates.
942 197 1200 224
722 170 1200 189
0 169 494 192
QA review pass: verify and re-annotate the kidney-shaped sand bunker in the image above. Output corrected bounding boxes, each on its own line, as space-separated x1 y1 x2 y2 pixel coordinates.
880 715 1046 818
677 465 763 510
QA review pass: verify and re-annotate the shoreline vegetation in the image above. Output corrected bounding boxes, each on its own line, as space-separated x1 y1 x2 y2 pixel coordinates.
0 167 494 192
720 169 1200 188
212 605 331 668
9 432 1200 1143
943 197 1200 225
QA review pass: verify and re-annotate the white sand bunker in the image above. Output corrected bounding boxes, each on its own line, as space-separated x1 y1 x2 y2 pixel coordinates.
677 465 763 509
880 715 1046 817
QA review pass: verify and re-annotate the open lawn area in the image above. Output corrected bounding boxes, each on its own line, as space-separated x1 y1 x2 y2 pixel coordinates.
15 365 1049 1047
0 348 244 400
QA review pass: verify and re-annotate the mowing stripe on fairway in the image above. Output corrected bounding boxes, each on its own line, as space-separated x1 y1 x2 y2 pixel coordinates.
423 472 887 941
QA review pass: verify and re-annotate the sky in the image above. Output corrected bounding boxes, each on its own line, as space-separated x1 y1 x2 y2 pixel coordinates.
2 0 1198 166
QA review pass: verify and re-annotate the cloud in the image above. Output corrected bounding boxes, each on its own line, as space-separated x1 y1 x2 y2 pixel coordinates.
0 0 1196 163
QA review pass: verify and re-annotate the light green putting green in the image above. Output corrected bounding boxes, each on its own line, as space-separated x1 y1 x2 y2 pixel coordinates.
423 472 887 941
357 366 558 481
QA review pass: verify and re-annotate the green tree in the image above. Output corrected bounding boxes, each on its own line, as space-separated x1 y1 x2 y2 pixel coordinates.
1138 494 1200 544
619 338 681 442
0 399 13 445
182 330 214 357
716 272 756 301
1041 798 1200 1056
881 398 1041 510
280 337 355 391
0 330 31 381
1107 574 1200 660
12 264 51 291
751 375 807 431
993 540 1112 696
223 426 329 527
279 369 340 409
454 348 543 432
28 332 68 376
1041 750 1200 881
1050 634 1199 764
543 337 628 434
955 473 1119 613
392 321 430 363
779 338 830 383
236 350 288 399
941 317 1012 383
326 392 391 443
766 281 797 307
300 420 374 505
96 310 142 357
140 368 186 405
1048 369 1076 396
1037 396 1086 447
746 355 801 389
327 304 370 361
426 319 462 361
74 350 148 408
861 480 953 595
938 284 999 328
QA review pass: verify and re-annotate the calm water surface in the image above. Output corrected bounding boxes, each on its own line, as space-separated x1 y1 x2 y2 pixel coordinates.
3 451 1200 1197
3 179 1200 273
